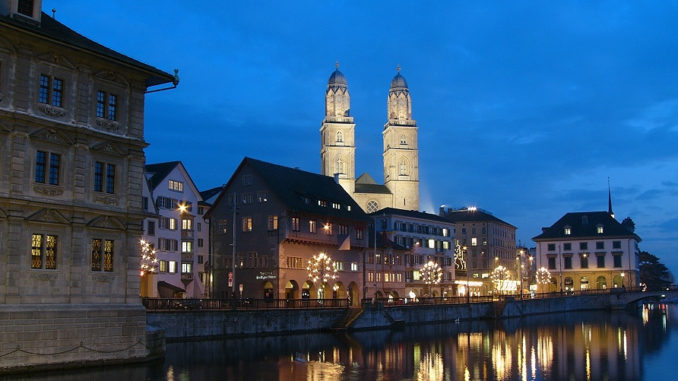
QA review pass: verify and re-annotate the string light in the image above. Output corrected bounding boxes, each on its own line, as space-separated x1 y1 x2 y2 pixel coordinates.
307 252 337 283
139 239 159 277
420 261 443 285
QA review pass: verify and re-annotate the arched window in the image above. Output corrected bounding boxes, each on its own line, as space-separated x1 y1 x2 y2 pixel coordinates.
400 135 407 145
366 200 379 213
336 131 343 143
335 158 344 174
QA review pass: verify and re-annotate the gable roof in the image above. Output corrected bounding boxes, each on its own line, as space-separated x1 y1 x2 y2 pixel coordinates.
199 186 224 206
441 208 515 228
145 161 181 190
354 172 392 194
210 157 369 221
0 12 175 87
372 207 452 224
532 211 641 241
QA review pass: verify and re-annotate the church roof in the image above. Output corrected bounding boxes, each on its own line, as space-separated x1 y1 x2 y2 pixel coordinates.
354 173 392 194
374 208 452 224
0 12 176 87
390 72 408 90
210 157 369 221
328 69 347 87
532 211 641 241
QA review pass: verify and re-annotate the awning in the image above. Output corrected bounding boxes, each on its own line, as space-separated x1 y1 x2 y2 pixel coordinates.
157 281 185 298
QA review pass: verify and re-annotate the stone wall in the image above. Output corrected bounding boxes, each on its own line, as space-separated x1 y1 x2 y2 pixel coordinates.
0 304 150 373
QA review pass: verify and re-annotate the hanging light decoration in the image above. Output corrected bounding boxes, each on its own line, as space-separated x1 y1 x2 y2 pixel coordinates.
139 239 159 277
491 265 512 292
306 252 337 283
420 260 443 285
536 267 551 285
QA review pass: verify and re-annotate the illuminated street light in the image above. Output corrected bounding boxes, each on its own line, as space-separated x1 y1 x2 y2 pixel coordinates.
420 260 443 297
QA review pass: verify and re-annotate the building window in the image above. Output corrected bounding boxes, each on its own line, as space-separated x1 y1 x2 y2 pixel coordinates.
242 175 253 186
147 221 155 236
356 227 363 240
181 219 192 231
613 255 622 268
96 91 117 121
17 0 34 16
197 238 203 247
94 162 115 193
428 239 435 249
31 234 57 269
217 219 228 234
159 260 168 272
39 74 64 107
400 135 407 145
197 255 204 264
339 224 349 235
580 255 588 269
169 218 177 230
563 243 572 251
547 257 556 270
286 257 304 269
257 191 268 203
471 237 477 246
564 256 572 269
612 241 621 249
334 261 344 271
366 200 379 213
242 217 253 232
267 215 278 231
399 160 408 176
336 130 343 143
168 180 184 192
34 151 61 185
309 220 317 234
181 262 192 274
181 241 192 253
351 262 358 271
197 222 201 232
564 226 571 235
242 192 254 204
442 228 449 237
168 261 177 273
579 242 587 250
291 217 300 232
596 225 604 234
597 255 605 268
547 243 555 251
142 197 149 210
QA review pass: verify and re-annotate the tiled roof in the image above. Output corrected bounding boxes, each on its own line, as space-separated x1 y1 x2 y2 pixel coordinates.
214 157 369 221
372 208 452 224
440 209 515 228
199 186 224 206
0 12 175 86
532 211 641 241
145 161 181 190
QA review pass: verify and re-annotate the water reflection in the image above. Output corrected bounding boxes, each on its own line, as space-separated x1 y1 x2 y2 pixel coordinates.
4 304 676 381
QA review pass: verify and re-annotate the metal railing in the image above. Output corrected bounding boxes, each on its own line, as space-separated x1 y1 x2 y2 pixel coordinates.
143 297 349 311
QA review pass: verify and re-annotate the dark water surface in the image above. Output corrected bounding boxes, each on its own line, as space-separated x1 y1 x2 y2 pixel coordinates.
6 303 677 380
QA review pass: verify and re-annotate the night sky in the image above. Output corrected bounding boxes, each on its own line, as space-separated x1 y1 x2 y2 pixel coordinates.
47 1 678 274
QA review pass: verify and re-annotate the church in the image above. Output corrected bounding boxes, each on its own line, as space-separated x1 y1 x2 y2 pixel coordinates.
320 65 420 213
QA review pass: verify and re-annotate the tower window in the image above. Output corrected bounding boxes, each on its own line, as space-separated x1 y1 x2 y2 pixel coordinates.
400 135 407 145
335 158 344 175
399 160 408 176
366 200 379 213
336 131 343 143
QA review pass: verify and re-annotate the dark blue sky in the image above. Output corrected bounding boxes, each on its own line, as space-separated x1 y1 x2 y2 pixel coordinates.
50 1 678 273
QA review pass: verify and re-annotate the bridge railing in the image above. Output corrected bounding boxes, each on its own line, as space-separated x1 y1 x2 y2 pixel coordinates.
142 297 349 311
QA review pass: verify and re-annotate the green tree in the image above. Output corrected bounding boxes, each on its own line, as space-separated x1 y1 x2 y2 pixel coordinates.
638 251 673 291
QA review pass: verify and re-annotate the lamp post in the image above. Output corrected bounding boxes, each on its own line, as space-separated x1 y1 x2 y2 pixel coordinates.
464 246 470 304
621 272 626 289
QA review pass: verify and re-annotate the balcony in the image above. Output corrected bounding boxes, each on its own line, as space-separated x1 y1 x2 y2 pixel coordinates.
181 229 194 239
181 253 194 262
181 272 193 282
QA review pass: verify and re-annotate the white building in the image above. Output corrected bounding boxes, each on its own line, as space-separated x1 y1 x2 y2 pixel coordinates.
142 161 205 298
533 210 640 292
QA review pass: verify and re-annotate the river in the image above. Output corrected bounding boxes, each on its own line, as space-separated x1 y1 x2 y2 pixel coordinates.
5 303 676 380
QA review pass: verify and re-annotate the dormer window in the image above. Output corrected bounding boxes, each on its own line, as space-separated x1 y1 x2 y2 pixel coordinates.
596 225 604 234
564 226 571 235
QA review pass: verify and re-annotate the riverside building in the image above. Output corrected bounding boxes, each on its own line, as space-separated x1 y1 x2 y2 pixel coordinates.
0 0 177 371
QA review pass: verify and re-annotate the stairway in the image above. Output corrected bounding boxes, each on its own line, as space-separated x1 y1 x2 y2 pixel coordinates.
331 307 363 331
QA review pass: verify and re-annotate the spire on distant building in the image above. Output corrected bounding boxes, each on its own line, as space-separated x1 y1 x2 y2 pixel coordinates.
608 177 614 219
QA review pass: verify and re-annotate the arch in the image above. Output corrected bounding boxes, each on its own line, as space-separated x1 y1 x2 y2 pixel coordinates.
336 130 343 143
285 280 299 299
389 290 400 298
596 276 607 290
347 282 359 306
564 277 574 291
263 281 274 299
613 275 623 288
333 281 346 299
335 157 344 175
301 280 315 299
399 157 409 176
318 282 331 299
579 276 589 290
366 200 379 213
375 291 384 299
400 135 407 145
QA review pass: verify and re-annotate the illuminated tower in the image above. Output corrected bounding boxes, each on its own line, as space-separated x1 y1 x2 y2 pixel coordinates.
320 63 356 195
383 66 419 210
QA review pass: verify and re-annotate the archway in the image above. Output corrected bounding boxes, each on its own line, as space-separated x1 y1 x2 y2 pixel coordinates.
347 282 359 306
302 280 314 299
263 281 274 299
596 276 607 290
285 280 299 299
549 277 558 293
375 291 384 299
333 282 346 299
579 277 589 291
564 277 574 292
613 275 623 288
318 282 331 299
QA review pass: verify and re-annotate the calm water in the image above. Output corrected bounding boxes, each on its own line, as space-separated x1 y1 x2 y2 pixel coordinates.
6 303 677 381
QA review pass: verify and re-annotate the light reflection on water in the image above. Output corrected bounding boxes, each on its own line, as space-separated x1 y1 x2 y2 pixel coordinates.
4 303 676 381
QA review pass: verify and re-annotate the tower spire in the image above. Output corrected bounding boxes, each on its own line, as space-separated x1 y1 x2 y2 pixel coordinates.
608 177 614 218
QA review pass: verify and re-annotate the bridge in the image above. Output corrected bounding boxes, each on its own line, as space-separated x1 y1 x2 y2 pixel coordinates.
608 286 678 309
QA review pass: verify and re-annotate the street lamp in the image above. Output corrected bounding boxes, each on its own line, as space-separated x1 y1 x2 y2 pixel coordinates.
621 272 626 289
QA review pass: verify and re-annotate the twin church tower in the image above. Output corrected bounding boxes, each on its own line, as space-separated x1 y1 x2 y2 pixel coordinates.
320 64 420 213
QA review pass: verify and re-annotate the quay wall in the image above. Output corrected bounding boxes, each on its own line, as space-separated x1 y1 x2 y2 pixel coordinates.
146 308 346 340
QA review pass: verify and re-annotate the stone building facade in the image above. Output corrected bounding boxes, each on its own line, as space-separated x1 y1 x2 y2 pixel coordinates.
208 157 369 306
0 0 175 371
320 65 419 214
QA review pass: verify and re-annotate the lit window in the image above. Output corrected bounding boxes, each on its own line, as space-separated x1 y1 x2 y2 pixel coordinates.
168 180 184 192
267 215 278 230
350 262 358 271
181 219 192 231
428 239 435 249
169 218 177 230
309 220 317 233
168 261 177 273
242 217 253 232
442 228 449 237
181 262 192 274
597 225 604 234
31 234 57 269
564 226 571 235
471 237 477 246
159 260 168 272
291 217 300 232
181 241 192 253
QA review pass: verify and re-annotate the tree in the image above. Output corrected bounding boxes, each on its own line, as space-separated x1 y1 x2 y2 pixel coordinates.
638 251 673 291
621 217 635 233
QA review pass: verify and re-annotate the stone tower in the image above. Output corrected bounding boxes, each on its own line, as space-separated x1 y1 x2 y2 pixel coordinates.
320 63 356 195
383 67 419 210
